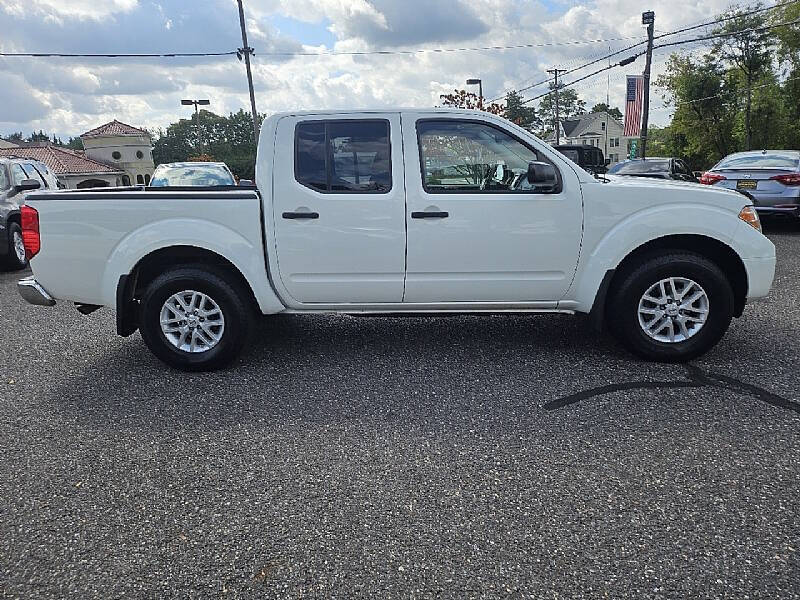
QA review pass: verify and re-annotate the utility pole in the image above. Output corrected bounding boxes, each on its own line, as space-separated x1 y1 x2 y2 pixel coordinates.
639 10 655 158
547 68 567 145
745 38 752 151
236 0 260 142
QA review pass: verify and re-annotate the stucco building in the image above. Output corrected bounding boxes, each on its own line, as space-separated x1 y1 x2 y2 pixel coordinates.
80 120 155 185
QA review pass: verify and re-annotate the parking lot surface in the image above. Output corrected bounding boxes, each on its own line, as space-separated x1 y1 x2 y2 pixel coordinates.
1 223 799 599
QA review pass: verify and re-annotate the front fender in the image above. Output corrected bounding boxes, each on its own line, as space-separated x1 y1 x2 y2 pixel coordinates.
566 204 742 313
100 218 285 314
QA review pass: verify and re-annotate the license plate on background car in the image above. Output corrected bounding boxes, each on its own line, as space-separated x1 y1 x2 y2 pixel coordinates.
737 179 757 190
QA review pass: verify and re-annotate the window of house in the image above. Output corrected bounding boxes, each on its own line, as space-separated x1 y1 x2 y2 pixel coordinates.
295 120 392 193
112 151 122 160
145 174 151 185
136 150 144 159
136 174 144 184
601 122 606 131
417 119 560 194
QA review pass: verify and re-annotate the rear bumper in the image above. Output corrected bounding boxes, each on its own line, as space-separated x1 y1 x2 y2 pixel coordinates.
754 203 800 216
18 276 56 307
743 256 776 302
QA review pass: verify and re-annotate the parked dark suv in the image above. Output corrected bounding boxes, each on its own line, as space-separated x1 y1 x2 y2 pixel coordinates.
1 157 59 270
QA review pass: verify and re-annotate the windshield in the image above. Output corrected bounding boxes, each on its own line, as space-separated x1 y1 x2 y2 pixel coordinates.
611 160 670 174
150 164 235 187
715 153 800 171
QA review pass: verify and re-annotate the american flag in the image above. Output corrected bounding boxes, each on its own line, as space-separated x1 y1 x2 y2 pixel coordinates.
623 75 644 137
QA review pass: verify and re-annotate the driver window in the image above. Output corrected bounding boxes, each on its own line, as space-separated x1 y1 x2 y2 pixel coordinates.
417 120 558 193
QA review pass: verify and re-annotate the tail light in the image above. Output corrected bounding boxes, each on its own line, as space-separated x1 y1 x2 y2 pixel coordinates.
20 205 40 259
770 173 800 186
699 172 726 185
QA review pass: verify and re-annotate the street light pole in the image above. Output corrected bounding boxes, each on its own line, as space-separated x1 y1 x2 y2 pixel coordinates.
466 78 483 109
181 99 210 155
237 0 260 142
639 10 655 159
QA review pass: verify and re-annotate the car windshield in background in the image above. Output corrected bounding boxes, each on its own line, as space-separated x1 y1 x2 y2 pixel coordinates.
715 153 800 171
150 165 235 187
611 160 670 174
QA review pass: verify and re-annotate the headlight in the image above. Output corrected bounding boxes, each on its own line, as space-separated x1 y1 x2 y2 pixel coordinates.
738 205 762 233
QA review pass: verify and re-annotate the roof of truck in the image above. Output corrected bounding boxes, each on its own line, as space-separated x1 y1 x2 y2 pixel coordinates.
267 107 494 118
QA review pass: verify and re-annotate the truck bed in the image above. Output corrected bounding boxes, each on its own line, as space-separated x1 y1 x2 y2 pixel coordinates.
25 186 267 308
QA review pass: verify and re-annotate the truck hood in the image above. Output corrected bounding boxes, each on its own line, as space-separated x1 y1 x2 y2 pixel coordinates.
591 175 748 213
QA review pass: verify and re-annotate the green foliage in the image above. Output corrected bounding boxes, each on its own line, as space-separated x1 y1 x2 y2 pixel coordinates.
438 89 505 115
591 103 623 120
151 109 260 179
504 91 540 129
536 84 586 138
655 2 800 169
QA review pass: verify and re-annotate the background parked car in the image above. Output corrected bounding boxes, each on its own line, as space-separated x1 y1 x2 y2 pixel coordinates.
699 150 800 217
553 144 609 176
149 162 236 187
0 157 57 270
607 157 698 182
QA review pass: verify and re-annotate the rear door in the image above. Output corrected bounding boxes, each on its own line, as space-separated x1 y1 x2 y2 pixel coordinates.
272 114 406 304
403 115 583 304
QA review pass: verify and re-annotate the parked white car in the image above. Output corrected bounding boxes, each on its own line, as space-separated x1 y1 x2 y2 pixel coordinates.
18 109 775 370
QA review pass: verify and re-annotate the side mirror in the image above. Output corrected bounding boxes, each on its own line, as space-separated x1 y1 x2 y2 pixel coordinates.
238 179 255 187
13 179 41 194
527 161 557 185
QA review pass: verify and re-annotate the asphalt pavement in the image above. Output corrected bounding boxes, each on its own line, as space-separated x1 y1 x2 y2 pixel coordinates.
1 222 799 599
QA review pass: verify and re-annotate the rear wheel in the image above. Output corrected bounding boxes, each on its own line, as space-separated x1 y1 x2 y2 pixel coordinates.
138 266 254 371
607 252 734 362
1 222 28 271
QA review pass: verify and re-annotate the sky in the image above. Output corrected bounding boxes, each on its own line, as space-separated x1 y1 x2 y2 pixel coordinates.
0 0 751 139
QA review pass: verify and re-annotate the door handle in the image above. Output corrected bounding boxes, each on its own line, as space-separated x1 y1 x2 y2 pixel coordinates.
411 211 449 219
282 211 319 219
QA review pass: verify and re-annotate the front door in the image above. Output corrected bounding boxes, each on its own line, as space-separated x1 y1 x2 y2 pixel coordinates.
272 114 406 304
403 116 583 304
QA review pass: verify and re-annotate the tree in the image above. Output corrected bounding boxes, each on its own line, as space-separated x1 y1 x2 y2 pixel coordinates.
535 85 585 138
503 91 540 130
711 4 774 150
590 103 623 120
151 109 260 179
439 89 505 115
657 54 738 168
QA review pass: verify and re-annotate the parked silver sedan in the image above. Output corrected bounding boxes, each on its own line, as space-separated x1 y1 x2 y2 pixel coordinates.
700 150 800 217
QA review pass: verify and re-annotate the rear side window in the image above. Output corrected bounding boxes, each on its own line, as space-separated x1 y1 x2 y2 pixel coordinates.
0 166 9 190
21 163 47 188
295 120 391 193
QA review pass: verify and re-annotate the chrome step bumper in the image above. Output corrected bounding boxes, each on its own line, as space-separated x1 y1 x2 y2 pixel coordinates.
18 276 56 307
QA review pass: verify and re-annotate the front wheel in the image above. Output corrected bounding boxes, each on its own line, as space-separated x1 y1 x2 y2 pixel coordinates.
138 266 254 371
2 222 28 271
607 252 734 362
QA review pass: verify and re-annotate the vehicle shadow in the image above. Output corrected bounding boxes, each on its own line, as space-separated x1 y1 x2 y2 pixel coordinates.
49 313 628 431
49 311 798 432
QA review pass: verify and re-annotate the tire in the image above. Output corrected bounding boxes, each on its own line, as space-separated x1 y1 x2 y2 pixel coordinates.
138 266 254 371
1 222 28 271
607 252 734 362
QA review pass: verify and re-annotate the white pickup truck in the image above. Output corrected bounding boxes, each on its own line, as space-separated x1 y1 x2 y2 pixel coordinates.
18 109 775 370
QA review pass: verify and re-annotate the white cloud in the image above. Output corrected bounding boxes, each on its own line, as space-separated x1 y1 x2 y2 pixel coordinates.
0 0 756 138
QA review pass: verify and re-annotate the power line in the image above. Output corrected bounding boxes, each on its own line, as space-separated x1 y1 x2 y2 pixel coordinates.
486 0 797 103
653 0 800 41
654 17 800 50
0 35 644 60
0 51 238 58
518 16 800 107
